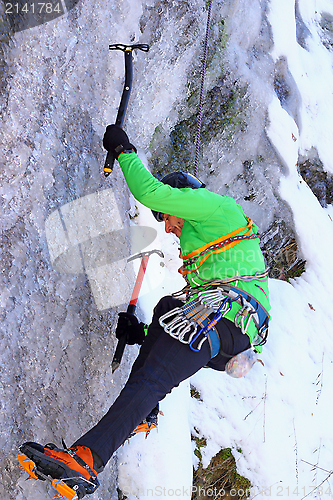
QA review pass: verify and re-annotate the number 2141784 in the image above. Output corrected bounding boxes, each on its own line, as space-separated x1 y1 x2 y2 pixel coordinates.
5 3 62 14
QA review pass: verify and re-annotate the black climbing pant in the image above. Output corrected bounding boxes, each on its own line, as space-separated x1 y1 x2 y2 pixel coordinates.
73 295 250 466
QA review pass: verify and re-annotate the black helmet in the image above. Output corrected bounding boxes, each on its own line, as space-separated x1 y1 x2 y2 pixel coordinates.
152 171 206 222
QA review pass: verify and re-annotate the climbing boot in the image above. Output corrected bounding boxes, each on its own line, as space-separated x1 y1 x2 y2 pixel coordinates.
128 404 162 439
18 442 102 499
146 404 160 426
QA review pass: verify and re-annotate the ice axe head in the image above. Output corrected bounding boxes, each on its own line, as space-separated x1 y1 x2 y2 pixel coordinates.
127 249 164 263
127 249 164 308
109 43 149 53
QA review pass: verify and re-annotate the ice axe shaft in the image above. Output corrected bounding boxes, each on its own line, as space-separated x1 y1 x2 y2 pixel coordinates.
112 249 164 372
104 43 149 177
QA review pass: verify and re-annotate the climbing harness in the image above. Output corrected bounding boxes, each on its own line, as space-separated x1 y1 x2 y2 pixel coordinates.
194 0 213 177
179 218 260 276
173 269 269 294
159 282 270 356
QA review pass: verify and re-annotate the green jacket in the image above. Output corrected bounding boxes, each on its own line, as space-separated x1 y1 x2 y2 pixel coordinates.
118 152 270 349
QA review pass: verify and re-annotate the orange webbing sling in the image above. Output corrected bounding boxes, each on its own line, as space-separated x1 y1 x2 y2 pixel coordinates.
179 218 259 276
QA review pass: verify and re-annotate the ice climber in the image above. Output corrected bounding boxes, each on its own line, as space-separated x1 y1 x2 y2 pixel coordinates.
18 125 271 499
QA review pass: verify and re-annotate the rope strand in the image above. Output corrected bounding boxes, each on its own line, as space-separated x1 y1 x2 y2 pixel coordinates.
194 0 213 177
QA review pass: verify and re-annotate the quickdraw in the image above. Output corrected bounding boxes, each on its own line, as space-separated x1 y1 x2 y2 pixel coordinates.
198 283 270 346
159 283 269 354
179 218 260 276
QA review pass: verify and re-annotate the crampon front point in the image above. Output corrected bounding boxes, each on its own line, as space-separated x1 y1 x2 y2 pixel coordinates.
127 406 163 439
17 442 100 500
129 421 157 439
18 449 79 499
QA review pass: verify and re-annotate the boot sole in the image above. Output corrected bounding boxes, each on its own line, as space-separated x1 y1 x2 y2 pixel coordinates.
18 443 99 499
18 450 79 499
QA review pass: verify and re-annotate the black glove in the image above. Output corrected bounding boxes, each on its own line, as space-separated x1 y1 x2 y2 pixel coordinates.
103 124 136 158
115 312 146 345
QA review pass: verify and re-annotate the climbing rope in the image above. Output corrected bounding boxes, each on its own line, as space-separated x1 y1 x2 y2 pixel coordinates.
194 0 213 177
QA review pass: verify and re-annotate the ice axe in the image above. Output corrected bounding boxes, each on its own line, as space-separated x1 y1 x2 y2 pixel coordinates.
112 249 164 372
104 43 149 177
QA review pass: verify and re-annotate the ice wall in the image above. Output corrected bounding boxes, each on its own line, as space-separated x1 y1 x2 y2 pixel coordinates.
0 2 149 498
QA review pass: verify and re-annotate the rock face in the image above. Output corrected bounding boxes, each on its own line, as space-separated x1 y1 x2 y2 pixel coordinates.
298 150 333 208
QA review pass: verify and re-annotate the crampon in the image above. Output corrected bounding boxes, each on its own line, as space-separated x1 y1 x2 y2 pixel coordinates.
127 404 163 439
17 442 100 499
